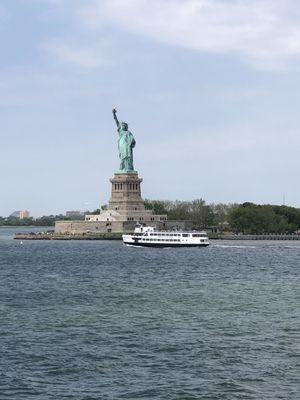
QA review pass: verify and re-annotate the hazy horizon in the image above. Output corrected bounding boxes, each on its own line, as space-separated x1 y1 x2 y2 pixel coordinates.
1 1 300 217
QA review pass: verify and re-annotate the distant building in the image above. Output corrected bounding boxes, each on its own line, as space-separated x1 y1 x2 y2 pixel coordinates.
10 210 30 219
20 210 30 219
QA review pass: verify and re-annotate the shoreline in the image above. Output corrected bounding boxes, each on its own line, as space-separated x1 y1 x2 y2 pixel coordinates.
0 226 53 228
13 232 300 241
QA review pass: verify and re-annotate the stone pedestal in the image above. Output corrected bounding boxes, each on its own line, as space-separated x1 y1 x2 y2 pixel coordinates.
55 171 169 234
108 172 146 212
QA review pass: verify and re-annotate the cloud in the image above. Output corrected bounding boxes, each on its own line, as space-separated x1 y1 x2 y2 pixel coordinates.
42 40 109 68
74 0 300 70
0 3 7 23
0 67 99 108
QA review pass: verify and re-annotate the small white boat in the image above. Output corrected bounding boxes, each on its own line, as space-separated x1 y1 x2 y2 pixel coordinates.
122 224 209 248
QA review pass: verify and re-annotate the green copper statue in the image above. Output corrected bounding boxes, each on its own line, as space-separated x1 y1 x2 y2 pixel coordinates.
112 108 136 173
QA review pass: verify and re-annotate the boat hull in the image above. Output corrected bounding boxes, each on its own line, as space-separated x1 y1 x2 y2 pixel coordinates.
123 241 209 248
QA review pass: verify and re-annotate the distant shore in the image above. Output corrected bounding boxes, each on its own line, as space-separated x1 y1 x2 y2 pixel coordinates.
13 232 300 241
0 225 51 228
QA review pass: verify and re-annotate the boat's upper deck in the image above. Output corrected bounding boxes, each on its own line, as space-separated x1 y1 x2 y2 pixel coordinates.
133 231 208 238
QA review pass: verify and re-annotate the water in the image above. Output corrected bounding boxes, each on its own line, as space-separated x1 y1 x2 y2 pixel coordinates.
0 227 299 399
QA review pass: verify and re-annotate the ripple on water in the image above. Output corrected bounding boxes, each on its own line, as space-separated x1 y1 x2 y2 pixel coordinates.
0 231 299 399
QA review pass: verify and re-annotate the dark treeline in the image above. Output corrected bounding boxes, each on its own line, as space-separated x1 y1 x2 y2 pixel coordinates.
230 202 300 234
144 199 237 229
0 214 84 227
1 201 300 233
145 199 300 234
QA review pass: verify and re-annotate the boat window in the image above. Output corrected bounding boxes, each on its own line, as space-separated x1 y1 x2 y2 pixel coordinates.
182 234 189 237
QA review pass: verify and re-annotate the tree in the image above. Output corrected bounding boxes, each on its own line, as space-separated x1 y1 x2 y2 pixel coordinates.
229 204 295 234
144 199 168 215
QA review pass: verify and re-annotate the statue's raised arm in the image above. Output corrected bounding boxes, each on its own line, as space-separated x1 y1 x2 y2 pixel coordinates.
112 107 120 129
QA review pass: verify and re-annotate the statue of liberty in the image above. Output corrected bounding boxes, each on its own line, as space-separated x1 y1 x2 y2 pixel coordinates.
112 108 136 173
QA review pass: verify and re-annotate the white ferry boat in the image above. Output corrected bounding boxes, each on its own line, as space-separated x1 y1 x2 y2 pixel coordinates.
122 225 209 247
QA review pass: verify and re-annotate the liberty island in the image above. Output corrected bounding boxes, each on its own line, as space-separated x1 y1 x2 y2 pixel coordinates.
11 108 300 240
54 109 191 235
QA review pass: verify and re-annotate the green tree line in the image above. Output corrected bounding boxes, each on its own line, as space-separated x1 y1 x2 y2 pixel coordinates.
144 199 237 229
0 214 84 227
229 202 300 234
1 201 300 233
144 199 300 233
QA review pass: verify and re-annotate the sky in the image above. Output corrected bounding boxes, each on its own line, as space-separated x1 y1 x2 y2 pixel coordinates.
1 0 300 216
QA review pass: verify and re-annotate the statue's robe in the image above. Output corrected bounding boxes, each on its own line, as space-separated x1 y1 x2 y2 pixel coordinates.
118 127 136 172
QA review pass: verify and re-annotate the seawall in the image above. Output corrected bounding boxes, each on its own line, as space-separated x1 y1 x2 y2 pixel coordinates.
13 233 300 241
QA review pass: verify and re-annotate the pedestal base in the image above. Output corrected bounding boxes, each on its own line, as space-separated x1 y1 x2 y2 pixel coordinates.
108 172 145 212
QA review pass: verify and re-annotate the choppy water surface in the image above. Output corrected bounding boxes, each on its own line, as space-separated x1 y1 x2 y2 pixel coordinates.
0 227 299 399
